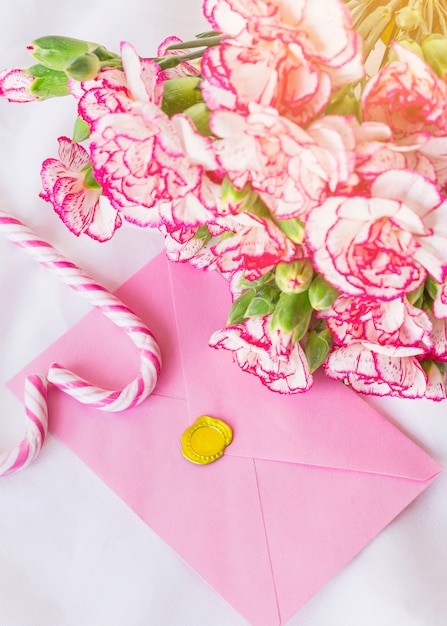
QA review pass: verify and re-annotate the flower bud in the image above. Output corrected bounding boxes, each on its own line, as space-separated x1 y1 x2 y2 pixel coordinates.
65 52 101 81
28 36 100 71
221 177 258 213
305 324 333 373
162 77 203 117
26 64 69 99
271 291 312 339
183 102 212 136
395 7 421 31
277 219 305 244
308 274 340 311
422 35 447 78
274 259 313 294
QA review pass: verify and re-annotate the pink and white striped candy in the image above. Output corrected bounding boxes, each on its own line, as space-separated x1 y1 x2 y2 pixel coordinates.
0 209 162 475
0 374 48 475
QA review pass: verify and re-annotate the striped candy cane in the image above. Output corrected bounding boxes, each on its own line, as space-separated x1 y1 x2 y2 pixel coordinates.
0 209 162 475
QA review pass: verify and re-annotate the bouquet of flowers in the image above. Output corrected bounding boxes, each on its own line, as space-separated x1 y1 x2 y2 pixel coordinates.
2 0 447 400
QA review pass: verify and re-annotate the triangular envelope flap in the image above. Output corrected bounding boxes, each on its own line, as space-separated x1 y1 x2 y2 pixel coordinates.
167 259 441 482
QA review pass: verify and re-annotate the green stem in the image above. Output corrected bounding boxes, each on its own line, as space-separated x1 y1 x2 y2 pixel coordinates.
166 34 225 51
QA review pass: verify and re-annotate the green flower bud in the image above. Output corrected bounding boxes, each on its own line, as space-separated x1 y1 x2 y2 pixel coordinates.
395 7 421 31
162 77 203 117
271 291 312 339
28 36 100 71
65 52 101 81
274 259 313 294
305 325 333 373
422 35 447 78
277 219 305 244
221 177 259 213
183 102 212 136
26 64 69 99
308 274 340 311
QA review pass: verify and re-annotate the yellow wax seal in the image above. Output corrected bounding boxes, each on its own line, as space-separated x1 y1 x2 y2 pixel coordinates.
181 416 233 465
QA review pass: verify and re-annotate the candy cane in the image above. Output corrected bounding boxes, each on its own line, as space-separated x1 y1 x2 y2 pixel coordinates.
0 209 162 475
0 374 48 475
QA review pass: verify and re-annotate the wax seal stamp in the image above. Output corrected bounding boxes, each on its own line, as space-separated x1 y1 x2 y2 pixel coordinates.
181 415 233 464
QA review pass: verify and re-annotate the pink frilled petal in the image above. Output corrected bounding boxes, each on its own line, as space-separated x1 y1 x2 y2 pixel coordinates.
209 315 313 393
203 0 256 35
307 169 447 300
0 68 38 102
362 42 447 137
83 195 122 242
211 104 330 220
424 363 446 401
77 45 163 129
212 216 296 280
306 195 426 300
40 138 121 241
297 0 364 84
323 295 432 352
156 36 201 80
325 343 427 398
202 0 363 124
371 170 447 283
120 42 163 106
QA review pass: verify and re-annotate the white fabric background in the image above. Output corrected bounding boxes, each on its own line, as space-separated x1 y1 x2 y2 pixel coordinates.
0 2 446 625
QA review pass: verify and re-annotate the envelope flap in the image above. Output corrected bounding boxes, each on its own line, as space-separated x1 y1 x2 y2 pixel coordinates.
168 259 441 483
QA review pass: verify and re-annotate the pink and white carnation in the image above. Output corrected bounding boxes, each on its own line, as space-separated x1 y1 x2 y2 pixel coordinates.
202 0 363 125
83 43 219 230
325 343 427 398
209 315 313 393
0 68 38 102
156 36 201 80
211 104 333 220
306 169 447 300
322 295 432 353
362 42 447 137
40 137 121 241
211 214 296 280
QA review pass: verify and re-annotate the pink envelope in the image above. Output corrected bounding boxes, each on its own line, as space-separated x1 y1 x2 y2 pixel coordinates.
8 253 442 626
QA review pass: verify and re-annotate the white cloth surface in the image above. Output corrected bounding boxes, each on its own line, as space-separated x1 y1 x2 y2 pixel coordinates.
0 2 446 625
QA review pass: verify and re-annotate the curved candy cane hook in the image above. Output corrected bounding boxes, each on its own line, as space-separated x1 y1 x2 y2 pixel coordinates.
0 209 162 475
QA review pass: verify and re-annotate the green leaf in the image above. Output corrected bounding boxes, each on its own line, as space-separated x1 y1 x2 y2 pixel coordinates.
425 275 439 300
308 274 340 310
227 289 256 325
245 285 280 318
72 116 90 143
305 327 333 373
